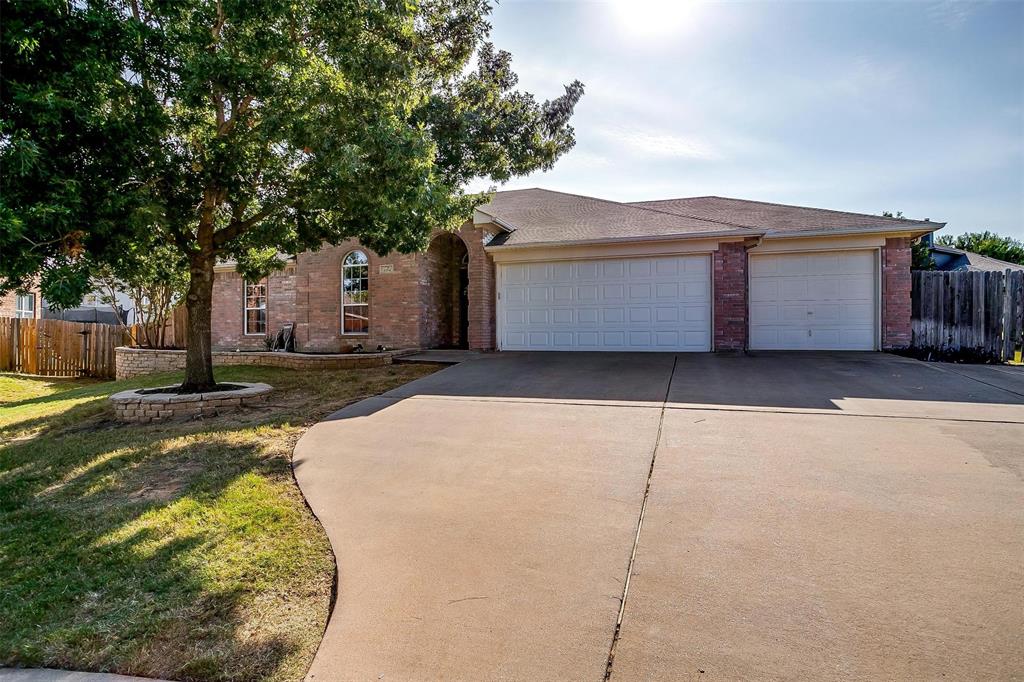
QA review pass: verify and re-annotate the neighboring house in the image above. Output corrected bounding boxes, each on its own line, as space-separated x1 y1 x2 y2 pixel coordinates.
42 288 136 325
0 287 41 319
928 244 1024 272
210 188 940 353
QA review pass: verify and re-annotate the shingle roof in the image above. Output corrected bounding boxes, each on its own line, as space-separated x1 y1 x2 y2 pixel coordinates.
628 196 941 236
476 188 758 247
930 245 1024 272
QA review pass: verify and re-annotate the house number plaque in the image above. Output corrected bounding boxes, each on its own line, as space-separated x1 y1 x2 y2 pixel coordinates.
378 264 395 274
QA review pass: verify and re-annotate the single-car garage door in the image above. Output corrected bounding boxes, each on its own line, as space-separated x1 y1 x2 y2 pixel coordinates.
498 255 711 351
749 250 878 350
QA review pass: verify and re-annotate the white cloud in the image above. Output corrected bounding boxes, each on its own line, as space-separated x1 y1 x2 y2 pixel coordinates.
594 125 721 160
928 0 983 29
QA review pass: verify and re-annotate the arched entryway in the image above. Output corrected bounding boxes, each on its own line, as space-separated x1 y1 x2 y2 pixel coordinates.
423 233 470 349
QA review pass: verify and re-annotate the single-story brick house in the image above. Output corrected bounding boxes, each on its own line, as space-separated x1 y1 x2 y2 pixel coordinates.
211 188 940 353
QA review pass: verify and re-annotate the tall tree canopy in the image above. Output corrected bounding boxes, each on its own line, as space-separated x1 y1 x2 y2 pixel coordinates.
1 0 583 389
936 231 1024 266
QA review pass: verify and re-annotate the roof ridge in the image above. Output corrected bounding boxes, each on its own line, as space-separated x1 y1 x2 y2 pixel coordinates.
527 188 758 233
633 195 939 226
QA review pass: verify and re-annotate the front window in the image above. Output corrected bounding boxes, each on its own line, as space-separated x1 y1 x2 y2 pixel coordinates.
342 250 369 334
244 279 267 335
14 293 35 319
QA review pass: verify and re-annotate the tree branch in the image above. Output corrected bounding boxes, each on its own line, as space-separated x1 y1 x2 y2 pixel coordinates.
212 206 279 250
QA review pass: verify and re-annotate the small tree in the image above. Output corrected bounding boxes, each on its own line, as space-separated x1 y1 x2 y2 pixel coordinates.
1 0 584 391
936 231 1024 265
95 243 188 349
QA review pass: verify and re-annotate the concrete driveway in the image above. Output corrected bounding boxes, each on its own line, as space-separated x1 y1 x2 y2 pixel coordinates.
293 352 1024 681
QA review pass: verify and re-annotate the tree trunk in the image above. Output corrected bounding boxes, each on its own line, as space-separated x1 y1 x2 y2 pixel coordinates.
181 252 217 391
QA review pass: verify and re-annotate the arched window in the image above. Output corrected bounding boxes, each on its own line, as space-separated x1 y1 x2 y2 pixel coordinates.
342 250 369 334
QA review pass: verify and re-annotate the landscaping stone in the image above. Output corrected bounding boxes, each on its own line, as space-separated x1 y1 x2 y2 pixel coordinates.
109 382 273 423
114 346 416 380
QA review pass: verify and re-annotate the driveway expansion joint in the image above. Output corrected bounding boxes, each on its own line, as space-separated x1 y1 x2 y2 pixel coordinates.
603 354 679 680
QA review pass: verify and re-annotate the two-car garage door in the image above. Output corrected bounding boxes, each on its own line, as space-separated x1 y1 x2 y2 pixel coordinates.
498 255 711 351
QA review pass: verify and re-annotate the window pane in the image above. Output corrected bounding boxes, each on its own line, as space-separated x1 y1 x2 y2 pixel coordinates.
343 305 369 334
344 251 368 266
15 294 34 318
341 253 369 333
246 308 266 334
244 279 267 333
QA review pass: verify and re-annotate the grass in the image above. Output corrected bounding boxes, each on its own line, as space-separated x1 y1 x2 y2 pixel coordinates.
0 363 436 681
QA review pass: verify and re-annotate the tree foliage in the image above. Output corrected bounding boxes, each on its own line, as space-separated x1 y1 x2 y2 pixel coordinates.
883 211 934 271
1 0 584 389
936 231 1024 265
95 240 189 349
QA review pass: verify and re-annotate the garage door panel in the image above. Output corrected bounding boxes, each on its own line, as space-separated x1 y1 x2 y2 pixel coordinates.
629 260 653 277
683 281 707 299
749 251 877 351
656 283 678 298
500 255 711 352
750 279 779 301
629 307 652 323
683 306 706 322
749 303 779 324
629 284 652 299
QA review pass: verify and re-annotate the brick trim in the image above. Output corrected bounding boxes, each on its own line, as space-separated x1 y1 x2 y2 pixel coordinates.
881 237 912 349
713 242 748 351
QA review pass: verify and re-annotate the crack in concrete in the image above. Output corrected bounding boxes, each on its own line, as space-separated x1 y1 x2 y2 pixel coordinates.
603 355 679 681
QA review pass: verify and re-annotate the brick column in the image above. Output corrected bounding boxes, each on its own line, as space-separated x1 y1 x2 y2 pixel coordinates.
881 237 912 349
458 223 497 351
713 242 748 351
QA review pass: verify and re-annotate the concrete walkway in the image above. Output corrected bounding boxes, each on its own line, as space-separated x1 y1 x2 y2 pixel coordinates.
0 670 161 682
293 352 1024 680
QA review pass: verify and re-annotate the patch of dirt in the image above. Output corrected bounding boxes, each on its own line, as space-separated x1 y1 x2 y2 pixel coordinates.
126 460 206 503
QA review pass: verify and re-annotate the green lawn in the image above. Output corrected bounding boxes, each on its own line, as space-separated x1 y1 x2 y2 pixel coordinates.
0 364 436 681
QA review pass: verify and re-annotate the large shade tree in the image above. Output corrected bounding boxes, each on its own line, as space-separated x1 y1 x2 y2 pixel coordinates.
1 0 583 390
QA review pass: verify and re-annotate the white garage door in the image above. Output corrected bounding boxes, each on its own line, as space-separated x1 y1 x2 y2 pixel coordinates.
749 250 878 350
498 255 711 351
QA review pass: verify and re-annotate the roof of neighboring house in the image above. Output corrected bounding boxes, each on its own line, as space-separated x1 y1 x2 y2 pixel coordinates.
476 189 759 247
475 189 941 248
929 244 1024 272
628 196 942 237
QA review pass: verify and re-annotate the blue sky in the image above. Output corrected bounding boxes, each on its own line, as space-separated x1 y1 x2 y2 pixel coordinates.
468 0 1024 238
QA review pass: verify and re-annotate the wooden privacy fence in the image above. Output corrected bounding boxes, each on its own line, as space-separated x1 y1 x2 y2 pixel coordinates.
0 317 129 378
912 269 1024 362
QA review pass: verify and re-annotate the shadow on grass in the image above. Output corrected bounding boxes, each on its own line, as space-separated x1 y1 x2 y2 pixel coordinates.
0 372 339 682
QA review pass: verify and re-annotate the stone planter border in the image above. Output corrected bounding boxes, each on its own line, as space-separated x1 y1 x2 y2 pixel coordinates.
110 382 273 423
115 346 416 380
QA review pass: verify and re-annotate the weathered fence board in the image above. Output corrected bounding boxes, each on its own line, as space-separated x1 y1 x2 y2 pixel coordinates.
0 318 129 378
912 269 1024 362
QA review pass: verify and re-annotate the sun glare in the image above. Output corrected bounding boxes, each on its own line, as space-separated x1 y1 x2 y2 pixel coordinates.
605 0 701 41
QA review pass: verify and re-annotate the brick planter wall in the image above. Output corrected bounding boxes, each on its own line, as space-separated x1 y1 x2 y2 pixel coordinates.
110 382 272 423
115 346 414 380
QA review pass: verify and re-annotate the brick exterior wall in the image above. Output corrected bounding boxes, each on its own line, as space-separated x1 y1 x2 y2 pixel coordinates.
210 222 498 353
421 232 466 348
881 237 912 349
713 242 748 351
0 286 41 318
460 223 497 351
